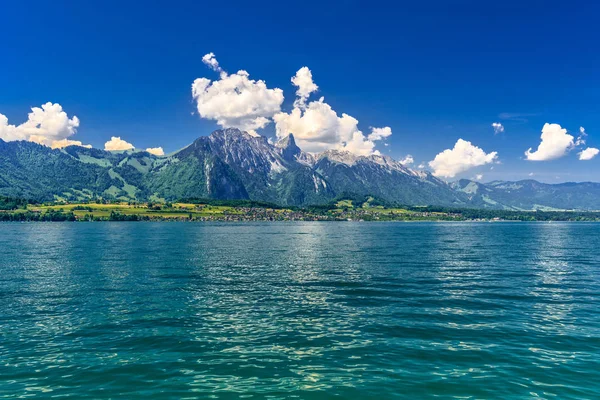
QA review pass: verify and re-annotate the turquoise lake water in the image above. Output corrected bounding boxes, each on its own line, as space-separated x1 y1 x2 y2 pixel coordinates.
1 222 599 399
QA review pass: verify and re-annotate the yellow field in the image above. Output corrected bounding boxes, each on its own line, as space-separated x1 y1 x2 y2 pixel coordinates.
25 202 242 219
364 207 410 215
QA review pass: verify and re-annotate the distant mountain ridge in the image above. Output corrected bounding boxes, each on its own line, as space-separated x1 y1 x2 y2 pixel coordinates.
451 179 600 211
1 128 600 210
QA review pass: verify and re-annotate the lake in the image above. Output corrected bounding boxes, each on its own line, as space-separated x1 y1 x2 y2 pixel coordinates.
1 222 599 399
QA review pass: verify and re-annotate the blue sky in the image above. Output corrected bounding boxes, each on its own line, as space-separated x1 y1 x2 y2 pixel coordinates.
1 0 599 182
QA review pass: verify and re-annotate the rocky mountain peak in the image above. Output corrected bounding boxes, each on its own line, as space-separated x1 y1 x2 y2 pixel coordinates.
208 128 259 142
317 149 360 165
276 134 301 161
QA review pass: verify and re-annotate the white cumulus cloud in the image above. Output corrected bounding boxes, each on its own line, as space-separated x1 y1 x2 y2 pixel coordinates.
146 147 164 156
201 52 222 73
579 147 599 160
274 67 391 155
273 97 380 155
399 154 414 165
575 127 598 160
368 127 392 141
343 130 378 156
291 67 318 108
474 174 483 181
104 136 134 151
429 139 498 178
192 53 284 135
491 122 504 134
51 139 92 149
0 102 82 148
525 123 574 161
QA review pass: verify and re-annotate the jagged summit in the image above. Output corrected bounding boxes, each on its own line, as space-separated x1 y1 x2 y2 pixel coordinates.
276 133 301 162
201 128 265 144
275 133 296 148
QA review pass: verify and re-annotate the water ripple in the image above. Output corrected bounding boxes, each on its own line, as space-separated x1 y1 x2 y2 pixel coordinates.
1 222 599 399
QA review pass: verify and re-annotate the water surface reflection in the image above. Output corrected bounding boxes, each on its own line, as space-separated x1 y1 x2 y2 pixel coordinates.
0 222 599 399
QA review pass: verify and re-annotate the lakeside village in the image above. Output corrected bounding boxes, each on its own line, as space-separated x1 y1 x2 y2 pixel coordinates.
1 196 599 222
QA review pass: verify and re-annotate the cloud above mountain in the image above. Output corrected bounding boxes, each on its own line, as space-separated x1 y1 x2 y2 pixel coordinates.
0 103 86 148
51 139 92 149
579 147 599 160
146 147 164 156
291 67 319 108
429 139 498 178
274 67 391 155
368 127 392 141
104 136 134 151
192 53 284 136
525 123 574 161
399 154 414 165
191 55 391 155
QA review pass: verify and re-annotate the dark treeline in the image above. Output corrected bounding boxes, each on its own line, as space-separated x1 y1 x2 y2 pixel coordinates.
107 211 149 221
0 196 30 210
0 211 76 221
0 211 148 222
404 205 600 221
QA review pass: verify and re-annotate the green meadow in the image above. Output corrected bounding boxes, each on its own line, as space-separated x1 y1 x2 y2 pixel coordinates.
20 202 251 220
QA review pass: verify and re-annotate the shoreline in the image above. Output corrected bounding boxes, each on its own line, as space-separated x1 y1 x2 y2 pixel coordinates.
3 200 600 223
2 219 599 223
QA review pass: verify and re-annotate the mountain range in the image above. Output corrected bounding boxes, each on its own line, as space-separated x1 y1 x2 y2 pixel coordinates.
1 128 600 210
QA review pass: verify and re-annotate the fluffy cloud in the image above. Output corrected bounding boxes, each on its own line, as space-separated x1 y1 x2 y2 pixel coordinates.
104 136 134 151
51 139 92 149
344 130 378 156
579 147 599 160
291 67 318 108
491 122 504 134
429 139 498 178
525 123 574 161
274 67 391 155
192 53 284 135
399 154 414 165
273 98 385 155
202 52 222 73
0 103 82 148
575 127 598 159
146 147 165 156
368 127 392 141
274 100 361 153
474 174 483 181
